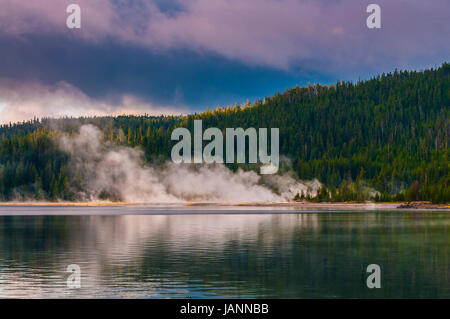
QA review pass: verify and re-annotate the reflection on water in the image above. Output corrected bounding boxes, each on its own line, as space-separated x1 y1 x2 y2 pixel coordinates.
0 211 448 298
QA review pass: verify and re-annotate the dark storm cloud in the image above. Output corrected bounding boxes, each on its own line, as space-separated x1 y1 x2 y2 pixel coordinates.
0 34 319 110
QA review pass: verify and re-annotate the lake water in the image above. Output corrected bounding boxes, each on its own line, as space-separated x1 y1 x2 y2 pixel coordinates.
0 207 448 298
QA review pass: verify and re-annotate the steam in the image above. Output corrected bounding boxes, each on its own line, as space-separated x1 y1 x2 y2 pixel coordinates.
0 80 187 124
59 125 321 203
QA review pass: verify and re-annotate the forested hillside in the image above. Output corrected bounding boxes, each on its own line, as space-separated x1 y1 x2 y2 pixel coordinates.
0 63 449 202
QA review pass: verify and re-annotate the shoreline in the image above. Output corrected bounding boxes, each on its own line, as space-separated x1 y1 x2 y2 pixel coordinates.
0 201 448 210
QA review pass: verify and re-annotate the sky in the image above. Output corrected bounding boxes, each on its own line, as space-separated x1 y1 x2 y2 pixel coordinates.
0 0 449 124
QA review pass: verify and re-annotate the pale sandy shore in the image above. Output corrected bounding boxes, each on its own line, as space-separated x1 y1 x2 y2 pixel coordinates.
0 201 448 210
237 202 449 210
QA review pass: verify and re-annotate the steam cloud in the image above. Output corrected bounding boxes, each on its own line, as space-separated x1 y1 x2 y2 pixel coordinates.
0 80 187 124
59 125 321 204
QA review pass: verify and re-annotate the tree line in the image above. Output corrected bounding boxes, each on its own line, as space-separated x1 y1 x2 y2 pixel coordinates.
0 63 448 202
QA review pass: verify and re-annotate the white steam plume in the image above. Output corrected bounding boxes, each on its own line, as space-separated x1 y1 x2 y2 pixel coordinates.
59 125 321 203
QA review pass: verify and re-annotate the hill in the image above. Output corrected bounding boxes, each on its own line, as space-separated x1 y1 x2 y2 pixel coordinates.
0 63 449 202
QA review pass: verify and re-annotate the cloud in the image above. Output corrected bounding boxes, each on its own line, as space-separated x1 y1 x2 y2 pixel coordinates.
0 0 448 124
58 124 322 203
0 0 448 71
0 79 187 124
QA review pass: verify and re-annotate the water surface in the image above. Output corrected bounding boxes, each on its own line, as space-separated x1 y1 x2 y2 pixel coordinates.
0 208 448 298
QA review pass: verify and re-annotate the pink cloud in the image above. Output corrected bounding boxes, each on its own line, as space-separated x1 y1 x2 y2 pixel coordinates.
0 0 448 70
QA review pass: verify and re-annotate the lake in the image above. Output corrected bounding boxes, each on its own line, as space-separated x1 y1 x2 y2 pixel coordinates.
0 207 448 298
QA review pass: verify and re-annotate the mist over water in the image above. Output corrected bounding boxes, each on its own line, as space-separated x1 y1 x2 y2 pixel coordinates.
59 125 321 203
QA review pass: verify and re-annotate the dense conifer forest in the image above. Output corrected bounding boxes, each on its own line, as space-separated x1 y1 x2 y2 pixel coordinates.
0 63 448 202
